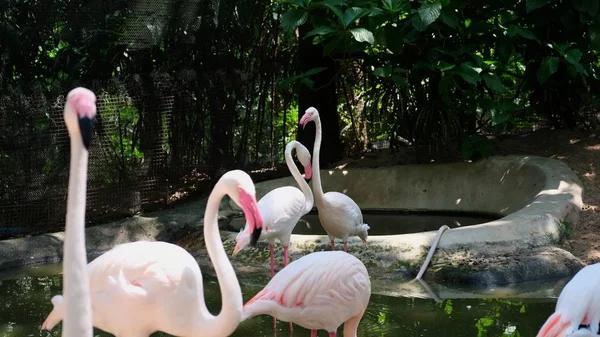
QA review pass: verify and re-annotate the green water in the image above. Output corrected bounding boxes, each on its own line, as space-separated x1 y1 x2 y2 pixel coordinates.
0 262 560 337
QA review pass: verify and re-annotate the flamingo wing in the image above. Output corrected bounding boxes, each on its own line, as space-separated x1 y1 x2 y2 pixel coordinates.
538 264 600 337
243 251 370 328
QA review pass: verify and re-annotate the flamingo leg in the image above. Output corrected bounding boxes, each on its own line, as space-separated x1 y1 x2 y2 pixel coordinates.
329 332 336 337
330 239 335 251
311 330 317 337
343 242 348 252
270 244 275 278
284 246 289 266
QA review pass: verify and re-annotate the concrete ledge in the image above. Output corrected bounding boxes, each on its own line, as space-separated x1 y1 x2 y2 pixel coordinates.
0 155 585 287
226 155 584 285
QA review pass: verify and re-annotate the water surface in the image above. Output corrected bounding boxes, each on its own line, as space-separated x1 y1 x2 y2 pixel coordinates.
0 262 559 337
227 210 500 235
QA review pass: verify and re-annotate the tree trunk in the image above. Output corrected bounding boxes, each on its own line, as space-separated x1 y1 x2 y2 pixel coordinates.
296 24 342 166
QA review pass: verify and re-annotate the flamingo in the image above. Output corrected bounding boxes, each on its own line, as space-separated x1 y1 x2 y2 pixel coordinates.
241 250 371 337
42 169 263 337
58 87 97 337
537 263 600 337
233 140 314 278
299 107 370 252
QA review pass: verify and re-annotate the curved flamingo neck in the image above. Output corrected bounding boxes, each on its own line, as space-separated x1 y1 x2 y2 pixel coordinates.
285 143 314 214
198 182 243 336
63 135 93 337
310 117 325 206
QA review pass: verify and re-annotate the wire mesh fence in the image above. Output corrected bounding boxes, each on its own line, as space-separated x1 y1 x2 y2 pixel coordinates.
0 82 290 239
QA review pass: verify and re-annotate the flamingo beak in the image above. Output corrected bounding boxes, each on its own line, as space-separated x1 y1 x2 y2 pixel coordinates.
78 116 95 150
304 162 312 180
238 187 263 247
299 114 310 129
362 238 368 247
233 240 243 255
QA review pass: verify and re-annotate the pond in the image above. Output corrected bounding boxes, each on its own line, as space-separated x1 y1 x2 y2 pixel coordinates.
226 210 501 236
0 261 559 337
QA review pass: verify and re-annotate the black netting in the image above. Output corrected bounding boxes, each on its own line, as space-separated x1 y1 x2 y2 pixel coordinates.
1 0 297 239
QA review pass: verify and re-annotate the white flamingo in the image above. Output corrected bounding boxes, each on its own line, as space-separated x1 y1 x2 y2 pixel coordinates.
59 87 97 337
233 140 314 277
537 263 600 337
242 250 371 337
42 170 263 337
299 107 369 252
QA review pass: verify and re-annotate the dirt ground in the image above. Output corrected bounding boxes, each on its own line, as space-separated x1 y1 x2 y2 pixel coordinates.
329 128 599 265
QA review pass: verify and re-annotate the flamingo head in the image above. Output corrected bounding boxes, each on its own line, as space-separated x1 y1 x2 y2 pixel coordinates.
357 224 370 246
64 87 97 150
223 170 263 246
299 107 319 129
232 228 251 255
294 141 312 180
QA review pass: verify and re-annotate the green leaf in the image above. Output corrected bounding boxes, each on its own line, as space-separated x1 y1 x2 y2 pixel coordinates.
418 2 442 26
536 56 559 84
440 10 459 29
455 63 481 85
349 28 374 44
573 0 599 16
382 0 402 12
589 24 600 50
563 49 588 75
482 72 506 93
391 75 406 87
303 67 328 76
412 14 428 32
564 48 583 65
305 26 339 37
507 24 538 41
373 66 392 77
526 0 549 13
343 7 371 28
281 8 308 32
321 0 347 5
324 4 345 24
436 61 456 71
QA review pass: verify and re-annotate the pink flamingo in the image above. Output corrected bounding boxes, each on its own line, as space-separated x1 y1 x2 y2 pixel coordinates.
537 263 600 337
42 170 263 337
241 250 371 337
233 140 314 277
299 107 369 252
59 87 97 337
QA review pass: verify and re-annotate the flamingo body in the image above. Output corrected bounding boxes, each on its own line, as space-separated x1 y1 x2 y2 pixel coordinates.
537 263 600 337
299 107 369 251
44 241 210 337
317 191 368 249
234 140 313 276
43 170 264 337
242 250 371 336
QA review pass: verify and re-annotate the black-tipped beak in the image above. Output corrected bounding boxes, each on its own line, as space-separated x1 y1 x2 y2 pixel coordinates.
249 213 262 247
78 116 95 150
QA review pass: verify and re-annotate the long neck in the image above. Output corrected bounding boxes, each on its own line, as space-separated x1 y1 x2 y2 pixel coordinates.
62 136 93 337
285 146 314 214
199 184 243 336
310 117 325 205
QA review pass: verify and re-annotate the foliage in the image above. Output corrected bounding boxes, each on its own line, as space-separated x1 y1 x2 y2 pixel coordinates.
279 0 600 159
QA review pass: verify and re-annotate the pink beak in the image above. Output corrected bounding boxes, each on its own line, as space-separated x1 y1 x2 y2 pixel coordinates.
304 162 312 180
233 240 243 255
299 114 310 128
238 187 263 246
